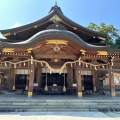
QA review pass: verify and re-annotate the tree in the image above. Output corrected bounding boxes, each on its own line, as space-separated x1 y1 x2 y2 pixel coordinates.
115 36 120 49
87 22 120 48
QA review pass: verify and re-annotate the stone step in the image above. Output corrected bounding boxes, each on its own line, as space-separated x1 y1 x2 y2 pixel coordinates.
0 100 120 112
0 104 120 109
1 100 120 102
0 105 68 109
0 100 120 103
52 100 120 102
0 108 120 112
0 102 120 106
0 108 90 112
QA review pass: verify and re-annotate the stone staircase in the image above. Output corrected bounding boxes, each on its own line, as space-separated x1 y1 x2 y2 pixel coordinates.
0 100 120 112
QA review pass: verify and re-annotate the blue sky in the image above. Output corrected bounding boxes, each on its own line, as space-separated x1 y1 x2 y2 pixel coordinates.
0 0 120 38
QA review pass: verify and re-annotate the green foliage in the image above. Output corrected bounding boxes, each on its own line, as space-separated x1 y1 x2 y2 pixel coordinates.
87 22 120 49
115 37 120 49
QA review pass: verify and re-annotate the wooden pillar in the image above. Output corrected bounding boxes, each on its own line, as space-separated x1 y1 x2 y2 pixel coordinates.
28 63 34 97
36 67 42 87
93 70 97 92
77 65 82 97
67 67 73 88
74 68 77 83
8 68 15 91
109 66 116 97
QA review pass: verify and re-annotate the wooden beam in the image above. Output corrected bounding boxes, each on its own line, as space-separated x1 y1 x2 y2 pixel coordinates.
34 54 77 59
0 52 30 58
81 56 109 60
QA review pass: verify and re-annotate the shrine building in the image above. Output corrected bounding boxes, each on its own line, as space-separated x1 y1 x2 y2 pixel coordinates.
0 4 120 97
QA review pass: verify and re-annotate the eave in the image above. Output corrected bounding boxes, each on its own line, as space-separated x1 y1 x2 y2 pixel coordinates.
0 29 109 51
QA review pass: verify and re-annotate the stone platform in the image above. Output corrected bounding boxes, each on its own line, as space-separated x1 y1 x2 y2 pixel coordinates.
0 92 120 112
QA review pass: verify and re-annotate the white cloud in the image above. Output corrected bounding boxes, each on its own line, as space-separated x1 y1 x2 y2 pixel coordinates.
11 22 22 28
0 33 5 39
0 22 22 39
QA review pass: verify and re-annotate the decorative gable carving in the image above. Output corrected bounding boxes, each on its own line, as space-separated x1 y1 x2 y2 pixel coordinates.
47 22 67 30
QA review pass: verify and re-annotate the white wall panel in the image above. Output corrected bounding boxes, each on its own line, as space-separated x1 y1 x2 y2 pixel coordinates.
81 70 92 75
42 68 67 73
16 69 29 74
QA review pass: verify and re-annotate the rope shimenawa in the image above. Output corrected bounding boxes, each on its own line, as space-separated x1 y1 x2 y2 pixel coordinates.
0 59 108 73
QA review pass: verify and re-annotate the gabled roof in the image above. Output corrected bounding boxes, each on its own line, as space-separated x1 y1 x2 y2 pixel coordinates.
0 5 107 41
0 29 109 51
1 29 120 55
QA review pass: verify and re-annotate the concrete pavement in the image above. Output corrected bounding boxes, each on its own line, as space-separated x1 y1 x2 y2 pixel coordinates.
0 111 120 120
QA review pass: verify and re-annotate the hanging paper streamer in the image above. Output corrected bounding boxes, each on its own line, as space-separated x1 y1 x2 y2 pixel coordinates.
50 69 52 74
4 62 7 67
110 57 114 66
102 65 105 69
111 62 113 66
86 64 88 68
41 62 43 66
31 56 33 64
59 71 62 75
24 62 26 66
95 66 97 70
14 64 16 68
31 60 33 64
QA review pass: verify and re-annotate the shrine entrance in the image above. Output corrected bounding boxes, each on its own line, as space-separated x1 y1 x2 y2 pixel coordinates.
83 75 94 94
41 73 67 87
41 73 67 94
